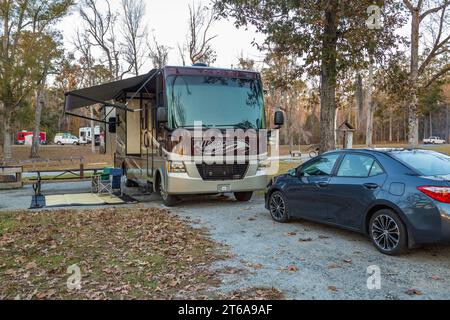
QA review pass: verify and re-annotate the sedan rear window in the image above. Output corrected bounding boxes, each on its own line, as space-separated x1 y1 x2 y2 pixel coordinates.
391 151 450 176
337 154 384 177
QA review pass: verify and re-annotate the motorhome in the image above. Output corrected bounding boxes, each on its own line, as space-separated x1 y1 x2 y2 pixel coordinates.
64 65 284 206
17 131 47 145
79 126 101 145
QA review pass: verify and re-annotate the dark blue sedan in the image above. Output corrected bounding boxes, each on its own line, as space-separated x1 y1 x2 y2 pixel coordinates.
265 149 450 255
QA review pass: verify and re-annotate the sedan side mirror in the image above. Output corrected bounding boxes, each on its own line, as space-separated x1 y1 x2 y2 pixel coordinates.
157 106 167 123
288 168 297 177
274 110 284 127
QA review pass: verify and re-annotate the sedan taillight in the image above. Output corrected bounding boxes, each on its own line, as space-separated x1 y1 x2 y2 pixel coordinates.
417 186 450 204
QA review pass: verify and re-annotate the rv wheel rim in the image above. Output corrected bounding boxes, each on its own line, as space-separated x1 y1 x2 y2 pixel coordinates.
159 181 168 200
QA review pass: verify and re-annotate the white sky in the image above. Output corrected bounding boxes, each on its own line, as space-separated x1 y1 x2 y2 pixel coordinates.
55 0 419 81
57 0 266 75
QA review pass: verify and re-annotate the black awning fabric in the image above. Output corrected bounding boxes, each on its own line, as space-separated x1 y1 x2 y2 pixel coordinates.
64 69 158 111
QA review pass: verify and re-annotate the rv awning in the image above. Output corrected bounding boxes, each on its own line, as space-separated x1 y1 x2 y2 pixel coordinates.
64 69 158 111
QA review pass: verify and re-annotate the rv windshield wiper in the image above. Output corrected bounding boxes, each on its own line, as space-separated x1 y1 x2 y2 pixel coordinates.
176 124 213 129
214 124 256 130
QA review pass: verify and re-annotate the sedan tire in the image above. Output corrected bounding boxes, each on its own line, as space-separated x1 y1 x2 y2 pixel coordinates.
369 209 407 256
269 191 290 223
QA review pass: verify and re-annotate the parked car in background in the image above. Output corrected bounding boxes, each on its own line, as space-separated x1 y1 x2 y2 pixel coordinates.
266 149 450 256
423 136 446 144
54 133 79 145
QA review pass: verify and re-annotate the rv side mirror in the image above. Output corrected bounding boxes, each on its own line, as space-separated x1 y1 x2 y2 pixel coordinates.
108 117 117 133
274 110 284 126
157 107 167 123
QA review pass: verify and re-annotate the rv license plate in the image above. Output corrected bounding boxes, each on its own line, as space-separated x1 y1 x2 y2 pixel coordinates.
217 184 231 192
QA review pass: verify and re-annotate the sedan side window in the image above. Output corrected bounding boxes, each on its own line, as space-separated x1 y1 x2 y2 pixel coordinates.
337 154 384 177
301 154 340 177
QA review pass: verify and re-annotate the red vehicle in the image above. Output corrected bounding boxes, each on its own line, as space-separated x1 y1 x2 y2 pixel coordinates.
17 131 47 145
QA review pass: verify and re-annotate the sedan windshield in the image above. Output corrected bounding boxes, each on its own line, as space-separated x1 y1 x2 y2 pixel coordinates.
391 150 450 176
166 75 266 129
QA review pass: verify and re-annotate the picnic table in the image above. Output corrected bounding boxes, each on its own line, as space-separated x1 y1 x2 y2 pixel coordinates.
0 166 23 189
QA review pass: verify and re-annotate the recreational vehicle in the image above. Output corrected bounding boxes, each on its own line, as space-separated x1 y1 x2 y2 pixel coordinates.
17 131 47 145
79 126 101 145
64 65 284 206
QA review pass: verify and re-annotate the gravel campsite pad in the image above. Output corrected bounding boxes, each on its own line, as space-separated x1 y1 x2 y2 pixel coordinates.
169 194 450 300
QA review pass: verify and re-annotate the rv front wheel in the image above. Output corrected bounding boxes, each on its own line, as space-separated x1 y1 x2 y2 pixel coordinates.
234 192 253 202
158 178 178 207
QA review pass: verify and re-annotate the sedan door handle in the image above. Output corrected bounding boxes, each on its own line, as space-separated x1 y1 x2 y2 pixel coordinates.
316 181 329 188
364 183 379 190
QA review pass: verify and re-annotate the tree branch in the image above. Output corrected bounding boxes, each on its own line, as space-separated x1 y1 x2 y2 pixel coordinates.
423 64 450 88
420 0 449 21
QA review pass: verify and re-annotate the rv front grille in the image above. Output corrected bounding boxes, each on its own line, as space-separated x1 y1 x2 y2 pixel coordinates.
196 163 249 181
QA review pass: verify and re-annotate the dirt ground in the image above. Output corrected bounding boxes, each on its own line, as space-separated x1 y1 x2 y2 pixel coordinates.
1 181 450 300
0 206 282 300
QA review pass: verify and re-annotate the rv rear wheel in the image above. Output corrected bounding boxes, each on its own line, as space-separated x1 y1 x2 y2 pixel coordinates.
234 192 253 202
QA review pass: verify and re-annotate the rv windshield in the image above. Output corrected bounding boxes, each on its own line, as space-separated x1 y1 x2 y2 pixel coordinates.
166 75 266 129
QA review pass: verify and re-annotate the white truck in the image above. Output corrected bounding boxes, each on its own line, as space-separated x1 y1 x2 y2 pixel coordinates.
423 136 446 144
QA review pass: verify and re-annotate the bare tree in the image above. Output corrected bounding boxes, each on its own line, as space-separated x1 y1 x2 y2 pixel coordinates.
73 29 97 153
403 0 450 147
148 36 170 69
182 2 218 65
79 0 123 80
121 0 148 75
177 43 187 66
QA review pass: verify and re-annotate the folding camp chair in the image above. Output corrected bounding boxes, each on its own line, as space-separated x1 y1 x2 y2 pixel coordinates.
91 168 123 195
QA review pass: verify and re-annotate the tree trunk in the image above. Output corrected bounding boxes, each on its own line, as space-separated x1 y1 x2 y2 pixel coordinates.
366 58 375 147
429 113 432 137
2 111 12 159
91 106 96 154
408 9 420 147
446 105 449 142
319 0 338 153
31 74 47 158
355 73 365 130
389 107 393 142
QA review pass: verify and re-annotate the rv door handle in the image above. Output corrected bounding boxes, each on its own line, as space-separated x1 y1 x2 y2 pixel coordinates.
363 183 379 190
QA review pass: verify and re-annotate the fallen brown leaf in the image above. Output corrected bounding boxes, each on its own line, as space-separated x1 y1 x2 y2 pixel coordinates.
288 265 298 272
25 261 37 270
406 289 422 296
328 285 338 292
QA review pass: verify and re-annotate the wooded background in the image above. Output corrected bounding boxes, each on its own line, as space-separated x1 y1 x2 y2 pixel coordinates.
0 0 449 160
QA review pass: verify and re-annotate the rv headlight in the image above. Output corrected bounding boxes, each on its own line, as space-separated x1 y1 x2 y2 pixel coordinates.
168 161 186 173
